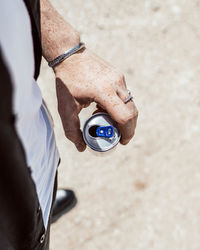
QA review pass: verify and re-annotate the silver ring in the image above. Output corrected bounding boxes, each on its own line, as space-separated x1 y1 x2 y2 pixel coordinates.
124 90 133 104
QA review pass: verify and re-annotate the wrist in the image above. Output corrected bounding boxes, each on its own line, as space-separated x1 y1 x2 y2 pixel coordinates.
42 31 81 63
48 42 85 68
53 45 87 75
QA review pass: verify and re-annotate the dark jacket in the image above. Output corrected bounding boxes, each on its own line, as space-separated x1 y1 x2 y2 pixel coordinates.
0 1 49 249
23 0 42 80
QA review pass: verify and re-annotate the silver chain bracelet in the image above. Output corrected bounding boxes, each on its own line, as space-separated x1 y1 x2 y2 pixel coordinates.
48 42 85 68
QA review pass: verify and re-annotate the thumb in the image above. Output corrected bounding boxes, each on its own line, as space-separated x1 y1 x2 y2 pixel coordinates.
63 115 86 152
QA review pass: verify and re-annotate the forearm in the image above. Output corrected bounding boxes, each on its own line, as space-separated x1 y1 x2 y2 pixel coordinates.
40 0 138 150
40 0 80 62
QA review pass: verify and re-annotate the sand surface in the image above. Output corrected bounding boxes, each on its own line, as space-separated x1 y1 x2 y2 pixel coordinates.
38 0 200 249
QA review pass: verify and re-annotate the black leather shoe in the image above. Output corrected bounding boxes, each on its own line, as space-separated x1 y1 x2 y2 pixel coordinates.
51 189 77 223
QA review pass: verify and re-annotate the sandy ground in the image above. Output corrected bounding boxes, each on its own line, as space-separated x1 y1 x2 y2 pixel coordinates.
38 0 200 249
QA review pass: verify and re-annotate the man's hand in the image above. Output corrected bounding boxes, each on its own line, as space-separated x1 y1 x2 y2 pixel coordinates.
40 0 138 152
54 49 138 152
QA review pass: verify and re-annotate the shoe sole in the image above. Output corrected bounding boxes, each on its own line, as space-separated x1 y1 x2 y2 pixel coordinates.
51 197 78 224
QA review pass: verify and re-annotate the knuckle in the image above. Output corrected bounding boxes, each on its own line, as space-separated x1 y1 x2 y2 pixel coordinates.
133 109 139 118
126 112 134 122
116 73 125 85
119 72 125 81
129 105 139 117
118 117 126 125
118 109 138 125
118 114 132 125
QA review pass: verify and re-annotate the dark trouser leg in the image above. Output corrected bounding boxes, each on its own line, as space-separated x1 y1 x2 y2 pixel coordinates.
43 171 58 250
